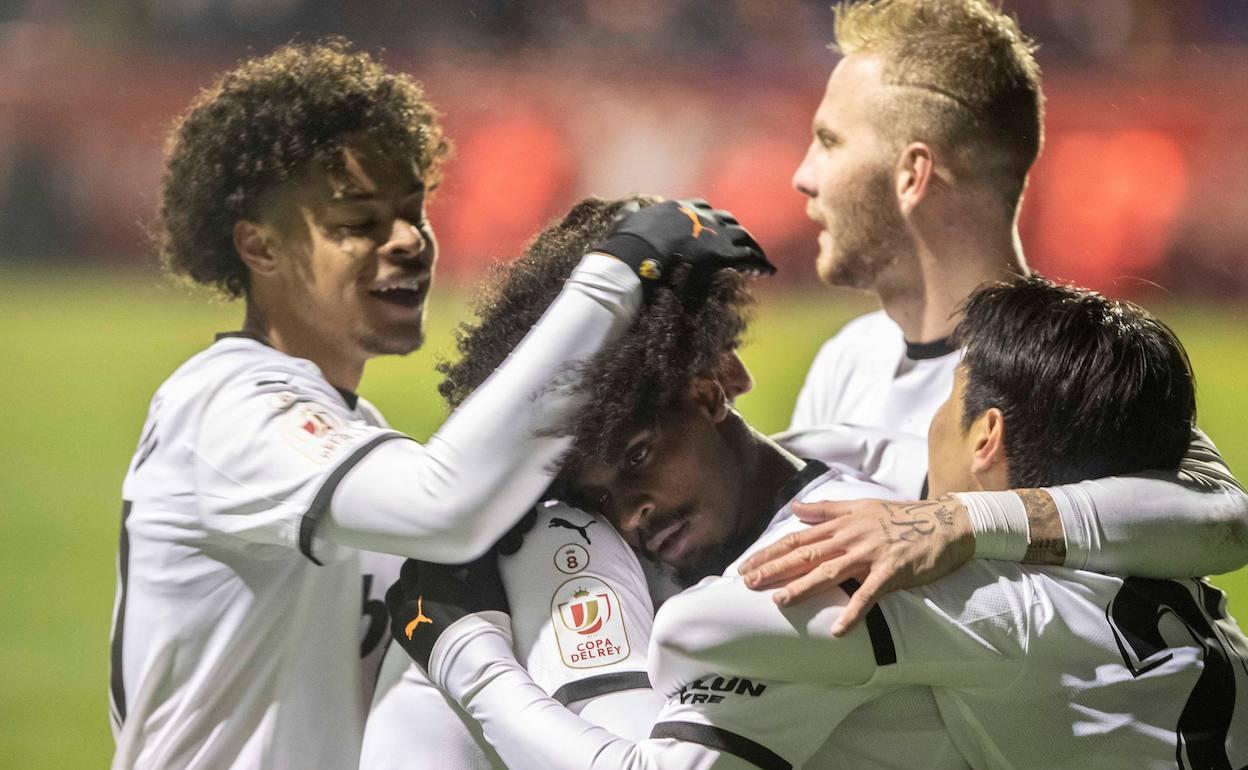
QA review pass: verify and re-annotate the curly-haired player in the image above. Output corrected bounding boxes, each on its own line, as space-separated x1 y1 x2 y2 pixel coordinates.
363 196 764 769
109 42 769 770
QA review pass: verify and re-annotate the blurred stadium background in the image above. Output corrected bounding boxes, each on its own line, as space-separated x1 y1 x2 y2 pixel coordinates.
1 0 1246 766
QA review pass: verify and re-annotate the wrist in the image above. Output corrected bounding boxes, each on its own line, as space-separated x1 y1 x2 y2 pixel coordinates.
593 233 665 283
952 491 1030 561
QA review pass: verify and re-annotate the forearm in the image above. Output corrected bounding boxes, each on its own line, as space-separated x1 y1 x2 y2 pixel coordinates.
434 616 737 770
959 429 1248 576
325 254 641 560
650 576 879 693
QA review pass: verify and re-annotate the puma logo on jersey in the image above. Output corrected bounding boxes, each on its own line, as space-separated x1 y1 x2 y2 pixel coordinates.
404 596 433 639
678 205 717 239
549 517 596 544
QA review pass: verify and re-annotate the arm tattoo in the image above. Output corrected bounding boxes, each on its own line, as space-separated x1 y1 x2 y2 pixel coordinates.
1017 488 1067 565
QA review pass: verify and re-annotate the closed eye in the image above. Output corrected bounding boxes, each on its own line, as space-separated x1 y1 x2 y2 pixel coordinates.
624 431 654 469
339 219 377 234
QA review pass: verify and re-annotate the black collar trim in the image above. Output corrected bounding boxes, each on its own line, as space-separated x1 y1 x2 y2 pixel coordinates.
772 459 831 515
215 330 271 346
335 388 360 410
215 331 360 410
716 459 830 585
904 338 955 360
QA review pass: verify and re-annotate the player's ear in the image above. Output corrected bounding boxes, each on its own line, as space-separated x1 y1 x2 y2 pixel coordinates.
234 219 281 277
689 376 730 423
969 407 1009 488
896 141 936 215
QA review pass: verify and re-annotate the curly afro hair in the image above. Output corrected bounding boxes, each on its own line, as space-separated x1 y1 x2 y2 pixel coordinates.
438 196 754 476
157 39 451 298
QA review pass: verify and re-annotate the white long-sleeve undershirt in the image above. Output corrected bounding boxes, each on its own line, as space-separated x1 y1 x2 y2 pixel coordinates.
963 429 1248 575
430 614 752 770
322 253 641 562
779 422 1248 577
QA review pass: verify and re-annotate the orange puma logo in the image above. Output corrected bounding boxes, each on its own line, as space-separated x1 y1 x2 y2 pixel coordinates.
678 205 717 239
404 596 433 640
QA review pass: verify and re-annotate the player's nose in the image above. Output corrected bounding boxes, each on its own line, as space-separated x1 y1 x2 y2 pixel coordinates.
792 144 817 197
616 495 655 540
382 216 430 263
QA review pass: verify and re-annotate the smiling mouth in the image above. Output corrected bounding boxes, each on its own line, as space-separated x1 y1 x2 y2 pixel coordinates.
369 280 428 308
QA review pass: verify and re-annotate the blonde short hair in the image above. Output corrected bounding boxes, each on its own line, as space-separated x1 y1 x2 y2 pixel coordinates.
834 0 1044 207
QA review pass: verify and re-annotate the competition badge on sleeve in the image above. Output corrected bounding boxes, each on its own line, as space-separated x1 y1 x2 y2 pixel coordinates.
551 577 631 669
281 401 371 464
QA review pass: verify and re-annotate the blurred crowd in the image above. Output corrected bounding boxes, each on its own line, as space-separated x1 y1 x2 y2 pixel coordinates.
25 0 1248 62
3 0 1248 297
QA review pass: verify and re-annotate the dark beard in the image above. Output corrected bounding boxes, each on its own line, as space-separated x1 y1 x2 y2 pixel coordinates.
654 507 776 588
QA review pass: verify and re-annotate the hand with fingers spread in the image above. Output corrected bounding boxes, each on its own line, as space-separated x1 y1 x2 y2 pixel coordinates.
738 495 975 636
594 198 775 291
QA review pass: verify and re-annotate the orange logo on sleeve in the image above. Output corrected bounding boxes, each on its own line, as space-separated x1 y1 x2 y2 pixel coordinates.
678 205 717 239
404 596 433 639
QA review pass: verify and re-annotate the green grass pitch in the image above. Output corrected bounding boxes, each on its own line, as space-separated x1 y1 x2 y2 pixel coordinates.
1 268 1244 767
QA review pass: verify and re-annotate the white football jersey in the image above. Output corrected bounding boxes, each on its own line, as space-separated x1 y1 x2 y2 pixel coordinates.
785 309 1248 579
503 500 656 709
647 462 967 770
431 462 968 770
651 470 1248 770
110 253 644 770
360 499 662 769
788 310 957 440
109 335 406 770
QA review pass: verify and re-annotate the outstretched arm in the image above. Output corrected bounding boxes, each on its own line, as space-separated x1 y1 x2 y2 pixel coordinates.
740 429 1247 634
430 615 757 770
321 254 639 561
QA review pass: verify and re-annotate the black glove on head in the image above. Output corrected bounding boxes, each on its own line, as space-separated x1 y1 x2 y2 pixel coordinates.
594 199 775 294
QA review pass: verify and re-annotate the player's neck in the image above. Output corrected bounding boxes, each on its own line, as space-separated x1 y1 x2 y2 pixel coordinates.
242 302 366 392
729 415 806 539
878 217 1027 343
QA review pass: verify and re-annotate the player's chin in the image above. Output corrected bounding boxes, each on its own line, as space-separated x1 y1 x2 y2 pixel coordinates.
816 251 872 290
814 243 845 286
360 325 425 357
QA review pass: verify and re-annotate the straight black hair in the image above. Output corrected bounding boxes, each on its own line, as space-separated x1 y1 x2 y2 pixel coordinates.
953 276 1195 488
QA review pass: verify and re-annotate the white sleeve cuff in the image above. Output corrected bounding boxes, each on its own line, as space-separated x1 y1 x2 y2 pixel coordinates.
953 491 1029 562
576 252 643 296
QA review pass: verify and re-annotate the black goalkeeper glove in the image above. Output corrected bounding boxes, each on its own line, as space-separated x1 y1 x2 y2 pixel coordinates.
593 199 775 290
385 552 510 672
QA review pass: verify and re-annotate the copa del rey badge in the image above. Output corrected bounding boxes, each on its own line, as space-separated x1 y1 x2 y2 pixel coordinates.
551 576 630 669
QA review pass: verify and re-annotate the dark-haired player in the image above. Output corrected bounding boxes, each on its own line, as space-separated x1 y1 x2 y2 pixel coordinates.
362 195 764 768
108 43 769 769
391 272 1248 768
745 0 1246 634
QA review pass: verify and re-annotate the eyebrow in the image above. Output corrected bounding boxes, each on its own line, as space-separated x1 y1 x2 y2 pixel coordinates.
812 122 839 141
329 181 426 203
